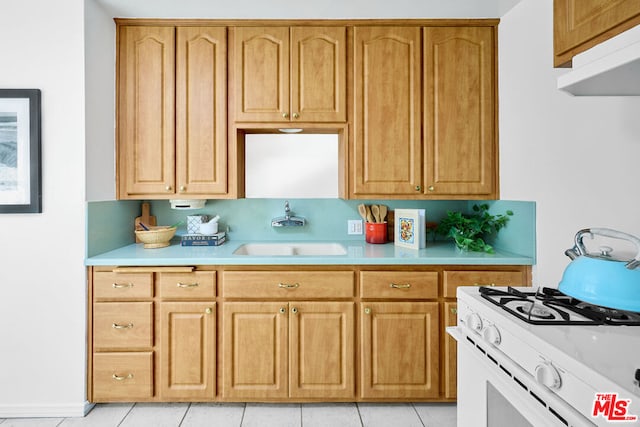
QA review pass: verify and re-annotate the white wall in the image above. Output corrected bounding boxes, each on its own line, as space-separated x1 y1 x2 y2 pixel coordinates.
85 0 116 201
499 0 640 286
0 0 89 417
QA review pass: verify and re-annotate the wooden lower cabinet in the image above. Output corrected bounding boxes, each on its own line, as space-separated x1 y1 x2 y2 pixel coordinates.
360 302 440 399
90 264 531 402
159 302 216 400
222 301 355 399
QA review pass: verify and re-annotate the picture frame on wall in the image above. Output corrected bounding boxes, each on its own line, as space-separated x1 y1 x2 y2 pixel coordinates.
0 89 41 213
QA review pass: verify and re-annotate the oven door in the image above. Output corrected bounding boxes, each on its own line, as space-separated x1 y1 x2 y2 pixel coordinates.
448 326 595 427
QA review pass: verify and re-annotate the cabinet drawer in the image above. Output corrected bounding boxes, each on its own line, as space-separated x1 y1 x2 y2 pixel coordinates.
360 271 438 299
93 352 153 401
94 271 153 300
158 271 216 300
94 302 153 350
443 270 526 298
222 271 354 299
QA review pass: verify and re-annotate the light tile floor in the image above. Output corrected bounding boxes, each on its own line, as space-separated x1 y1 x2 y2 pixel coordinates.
0 402 456 427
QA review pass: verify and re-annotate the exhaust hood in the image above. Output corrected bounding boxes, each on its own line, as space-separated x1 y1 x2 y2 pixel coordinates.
558 24 640 96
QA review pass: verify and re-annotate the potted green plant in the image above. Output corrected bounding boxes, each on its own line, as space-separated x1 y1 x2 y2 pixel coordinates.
436 204 513 253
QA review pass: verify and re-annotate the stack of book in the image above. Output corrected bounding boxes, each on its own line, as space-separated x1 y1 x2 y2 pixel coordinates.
180 232 226 247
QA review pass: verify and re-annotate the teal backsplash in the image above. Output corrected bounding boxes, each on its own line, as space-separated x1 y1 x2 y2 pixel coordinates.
86 198 536 261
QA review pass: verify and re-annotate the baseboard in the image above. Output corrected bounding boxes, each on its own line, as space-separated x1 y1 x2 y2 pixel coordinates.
0 401 95 418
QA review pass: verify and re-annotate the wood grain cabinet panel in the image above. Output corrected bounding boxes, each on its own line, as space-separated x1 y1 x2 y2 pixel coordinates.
117 26 175 198
443 269 527 298
360 271 439 299
443 302 457 399
93 302 153 350
360 302 440 399
352 26 422 197
159 302 216 400
424 26 496 198
222 271 354 299
554 0 640 66
157 271 216 300
222 302 288 399
93 271 153 301
233 26 346 123
93 352 153 401
117 25 228 199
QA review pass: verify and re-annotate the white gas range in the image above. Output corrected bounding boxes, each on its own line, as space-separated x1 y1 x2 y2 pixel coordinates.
448 286 640 427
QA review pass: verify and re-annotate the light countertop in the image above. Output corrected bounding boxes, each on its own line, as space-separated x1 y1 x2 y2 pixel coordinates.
85 240 534 266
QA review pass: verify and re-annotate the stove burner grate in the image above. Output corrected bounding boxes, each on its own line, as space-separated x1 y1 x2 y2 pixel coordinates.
479 286 640 326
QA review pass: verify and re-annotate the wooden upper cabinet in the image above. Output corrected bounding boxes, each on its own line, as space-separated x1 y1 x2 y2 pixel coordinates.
423 26 496 199
554 0 640 67
118 26 176 198
233 26 346 122
176 26 228 196
352 27 422 197
117 25 228 199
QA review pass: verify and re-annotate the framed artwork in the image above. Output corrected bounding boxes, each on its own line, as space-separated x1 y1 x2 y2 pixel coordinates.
394 208 426 250
0 89 41 213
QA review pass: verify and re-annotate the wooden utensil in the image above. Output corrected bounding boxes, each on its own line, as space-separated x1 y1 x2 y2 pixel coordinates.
357 204 368 222
365 205 374 223
379 205 388 222
134 202 156 243
371 205 380 223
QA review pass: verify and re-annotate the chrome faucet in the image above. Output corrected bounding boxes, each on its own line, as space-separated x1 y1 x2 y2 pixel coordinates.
271 201 306 227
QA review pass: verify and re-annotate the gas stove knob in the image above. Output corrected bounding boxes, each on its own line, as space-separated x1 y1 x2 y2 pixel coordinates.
482 325 501 346
466 313 483 333
535 362 562 390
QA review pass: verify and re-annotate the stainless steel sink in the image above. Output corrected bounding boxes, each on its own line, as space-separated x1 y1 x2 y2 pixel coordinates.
232 242 347 256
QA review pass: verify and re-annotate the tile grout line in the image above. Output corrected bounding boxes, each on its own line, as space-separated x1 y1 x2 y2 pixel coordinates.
355 403 365 427
411 403 427 427
117 402 137 427
178 402 192 426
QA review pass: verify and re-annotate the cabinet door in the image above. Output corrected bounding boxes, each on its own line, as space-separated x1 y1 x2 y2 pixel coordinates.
360 302 439 398
291 27 346 122
443 302 457 399
159 302 216 400
352 27 422 197
233 27 289 122
176 27 228 196
222 302 288 398
118 26 175 198
289 302 354 399
424 27 496 198
554 0 640 66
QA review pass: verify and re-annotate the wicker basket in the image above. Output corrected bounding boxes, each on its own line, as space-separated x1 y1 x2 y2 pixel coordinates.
134 226 177 249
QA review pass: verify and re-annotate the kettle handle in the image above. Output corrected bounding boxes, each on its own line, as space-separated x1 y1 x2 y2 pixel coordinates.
575 228 640 269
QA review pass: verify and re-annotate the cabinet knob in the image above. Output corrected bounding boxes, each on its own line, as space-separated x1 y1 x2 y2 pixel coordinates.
292 112 299 119
279 307 286 314
282 112 289 119
165 185 172 192
450 307 458 315
428 185 435 192
179 185 186 192
205 307 213 314
291 307 298 314
364 307 371 315
415 186 421 192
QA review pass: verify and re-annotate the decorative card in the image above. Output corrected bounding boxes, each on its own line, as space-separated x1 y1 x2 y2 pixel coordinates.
394 209 426 250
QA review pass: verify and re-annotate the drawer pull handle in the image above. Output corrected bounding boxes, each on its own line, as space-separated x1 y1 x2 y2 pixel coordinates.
112 283 133 289
177 282 199 288
112 373 134 381
112 322 134 329
278 283 299 289
474 283 496 287
390 283 411 289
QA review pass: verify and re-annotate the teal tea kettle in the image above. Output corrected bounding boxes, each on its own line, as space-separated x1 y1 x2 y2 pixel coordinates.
559 228 640 312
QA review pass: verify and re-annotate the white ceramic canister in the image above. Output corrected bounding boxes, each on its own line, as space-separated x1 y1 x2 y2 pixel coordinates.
187 215 208 234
